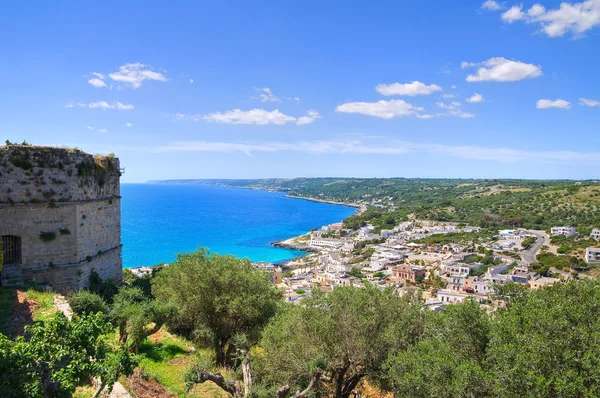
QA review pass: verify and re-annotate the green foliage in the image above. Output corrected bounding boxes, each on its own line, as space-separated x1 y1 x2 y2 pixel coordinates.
488 279 600 397
384 300 491 397
383 279 600 398
38 231 56 243
0 312 136 397
58 228 71 236
122 269 154 298
348 267 364 278
110 287 175 352
413 230 495 246
69 291 109 317
521 236 536 249
256 284 425 396
152 248 282 366
88 270 118 303
534 252 587 272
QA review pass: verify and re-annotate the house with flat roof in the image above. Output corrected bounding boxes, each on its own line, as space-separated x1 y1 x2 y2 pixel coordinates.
551 226 577 237
591 228 600 240
586 248 600 265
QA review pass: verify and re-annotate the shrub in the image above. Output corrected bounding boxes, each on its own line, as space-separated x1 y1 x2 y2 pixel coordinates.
39 231 56 242
69 291 109 316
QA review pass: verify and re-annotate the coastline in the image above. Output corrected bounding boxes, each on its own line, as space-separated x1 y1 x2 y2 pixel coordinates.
283 194 365 215
134 182 362 267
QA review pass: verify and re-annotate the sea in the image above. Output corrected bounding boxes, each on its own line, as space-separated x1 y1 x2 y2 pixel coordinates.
120 183 356 268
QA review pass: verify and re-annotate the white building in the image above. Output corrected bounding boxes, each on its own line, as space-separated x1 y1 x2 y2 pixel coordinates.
473 280 492 295
381 229 394 238
436 289 471 304
498 230 527 240
586 248 600 265
551 226 577 237
309 238 344 249
591 228 600 240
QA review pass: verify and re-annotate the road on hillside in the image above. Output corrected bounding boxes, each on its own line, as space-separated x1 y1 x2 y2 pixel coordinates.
520 229 550 265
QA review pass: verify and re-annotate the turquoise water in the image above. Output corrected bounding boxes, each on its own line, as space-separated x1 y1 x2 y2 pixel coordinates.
120 184 355 267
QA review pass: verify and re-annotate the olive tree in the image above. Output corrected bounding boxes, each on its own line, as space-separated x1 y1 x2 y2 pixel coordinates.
110 286 175 352
383 299 491 398
0 312 136 398
256 284 425 398
488 279 600 397
152 249 282 367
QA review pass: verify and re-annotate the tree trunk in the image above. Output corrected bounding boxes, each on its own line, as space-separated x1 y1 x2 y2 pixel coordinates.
189 368 243 397
340 373 365 398
334 362 350 398
241 357 252 397
91 380 108 398
277 368 324 398
215 339 227 367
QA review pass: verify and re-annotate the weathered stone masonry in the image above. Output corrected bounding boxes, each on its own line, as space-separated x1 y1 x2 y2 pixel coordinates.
0 145 123 292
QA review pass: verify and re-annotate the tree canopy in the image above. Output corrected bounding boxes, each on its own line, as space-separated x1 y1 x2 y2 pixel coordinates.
152 249 282 366
0 312 136 398
256 284 424 398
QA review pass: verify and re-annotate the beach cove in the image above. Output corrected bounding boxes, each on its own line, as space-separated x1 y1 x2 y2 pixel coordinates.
121 183 356 267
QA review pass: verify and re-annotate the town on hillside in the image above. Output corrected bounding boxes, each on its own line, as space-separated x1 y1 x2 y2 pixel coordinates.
236 220 600 309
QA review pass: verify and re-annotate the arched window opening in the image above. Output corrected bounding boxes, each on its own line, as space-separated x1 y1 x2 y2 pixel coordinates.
2 235 22 264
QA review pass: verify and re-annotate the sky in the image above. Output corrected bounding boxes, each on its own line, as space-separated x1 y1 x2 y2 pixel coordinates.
1 0 599 182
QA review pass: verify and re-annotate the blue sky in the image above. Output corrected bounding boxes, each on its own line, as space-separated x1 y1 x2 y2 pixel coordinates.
1 0 599 182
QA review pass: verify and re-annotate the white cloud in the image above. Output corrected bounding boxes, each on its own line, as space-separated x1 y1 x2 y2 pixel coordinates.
376 81 442 96
189 79 194 84
288 96 301 102
153 138 600 163
65 103 74 108
108 63 167 89
536 99 571 109
296 110 321 125
580 97 600 107
466 93 485 103
252 87 280 102
451 85 458 89
482 0 504 10
443 93 457 99
465 57 542 82
86 126 108 133
436 101 475 118
180 108 318 126
528 4 546 17
336 99 424 119
500 0 600 38
85 101 134 110
88 78 107 88
461 61 476 69
125 122 133 127
502 5 526 22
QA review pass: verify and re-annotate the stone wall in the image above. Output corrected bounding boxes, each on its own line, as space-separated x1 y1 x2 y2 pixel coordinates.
21 248 122 292
0 145 120 204
0 203 78 267
76 199 121 261
0 145 122 292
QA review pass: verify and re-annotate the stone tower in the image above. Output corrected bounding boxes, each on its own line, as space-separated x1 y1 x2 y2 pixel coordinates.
0 144 122 292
